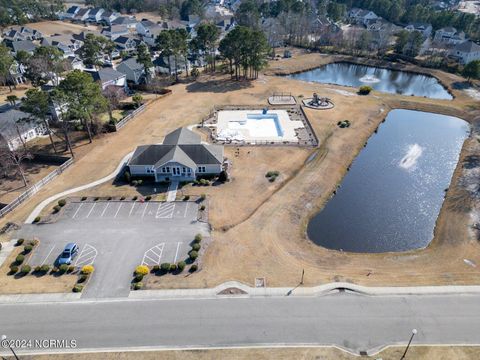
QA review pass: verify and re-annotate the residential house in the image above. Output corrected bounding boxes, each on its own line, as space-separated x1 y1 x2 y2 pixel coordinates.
0 106 48 150
127 127 224 182
101 25 129 40
434 27 466 45
114 36 139 53
101 11 120 25
405 23 433 38
136 19 158 36
87 67 127 90
116 57 155 84
348 8 378 26
66 55 85 71
9 61 27 85
42 34 83 57
141 26 163 47
153 55 188 75
87 8 105 23
112 16 138 29
8 40 37 55
61 5 80 20
74 8 91 22
450 40 480 64
3 26 42 41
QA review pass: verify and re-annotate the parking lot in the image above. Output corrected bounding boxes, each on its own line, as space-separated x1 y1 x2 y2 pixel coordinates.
16 201 208 298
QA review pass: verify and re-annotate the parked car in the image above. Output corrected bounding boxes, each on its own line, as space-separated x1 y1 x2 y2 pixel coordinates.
58 243 79 265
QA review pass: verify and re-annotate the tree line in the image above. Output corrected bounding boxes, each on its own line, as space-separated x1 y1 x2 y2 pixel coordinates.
0 0 64 27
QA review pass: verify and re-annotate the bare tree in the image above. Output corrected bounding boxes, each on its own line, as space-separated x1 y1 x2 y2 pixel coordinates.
102 86 125 123
0 145 33 187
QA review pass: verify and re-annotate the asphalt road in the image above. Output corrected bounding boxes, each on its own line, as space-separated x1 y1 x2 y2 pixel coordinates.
1 292 480 355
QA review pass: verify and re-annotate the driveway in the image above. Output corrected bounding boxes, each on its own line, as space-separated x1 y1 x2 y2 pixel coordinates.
16 200 208 298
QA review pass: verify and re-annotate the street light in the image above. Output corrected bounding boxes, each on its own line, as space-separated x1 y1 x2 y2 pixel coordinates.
400 328 417 360
1 335 20 360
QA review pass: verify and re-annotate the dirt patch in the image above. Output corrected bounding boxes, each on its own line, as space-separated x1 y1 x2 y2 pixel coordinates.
15 346 480 360
0 247 76 295
27 20 101 36
217 287 248 295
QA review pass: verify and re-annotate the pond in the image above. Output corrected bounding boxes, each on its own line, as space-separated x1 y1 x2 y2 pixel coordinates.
307 109 469 253
288 62 453 100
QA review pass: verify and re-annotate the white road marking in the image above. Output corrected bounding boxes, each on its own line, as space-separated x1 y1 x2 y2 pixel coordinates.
129 202 136 217
100 202 110 217
114 203 123 218
155 202 175 219
142 243 165 266
41 245 56 265
173 242 181 263
74 244 97 267
85 203 96 218
72 203 83 219
141 203 149 218
183 202 188 218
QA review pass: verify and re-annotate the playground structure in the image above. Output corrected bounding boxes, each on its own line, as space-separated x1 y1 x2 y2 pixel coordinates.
302 93 334 110
268 92 296 105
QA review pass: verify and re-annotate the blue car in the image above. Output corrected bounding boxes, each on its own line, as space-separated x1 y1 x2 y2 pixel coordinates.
58 243 79 265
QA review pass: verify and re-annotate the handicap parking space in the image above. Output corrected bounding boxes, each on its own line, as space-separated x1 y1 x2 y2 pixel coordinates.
16 200 207 298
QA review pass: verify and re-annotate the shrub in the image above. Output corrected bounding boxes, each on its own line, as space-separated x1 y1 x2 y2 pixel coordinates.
120 196 126 201
200 194 206 201
35 266 42 272
29 239 38 246
53 205 61 213
134 274 144 282
81 265 94 275
183 195 190 201
15 254 25 264
133 282 143 290
266 171 280 178
169 263 177 272
191 67 200 78
199 179 210 186
73 285 84 292
132 196 138 201
51 267 59 273
33 216 41 223
20 265 31 274
135 265 149 276
152 265 160 272
137 179 143 185
59 264 69 273
58 199 66 207
177 261 186 271
359 85 373 95
107 197 112 201
200 205 206 211
160 263 171 272
194 234 202 243
78 274 88 283
189 264 198 272
16 238 24 246
94 197 99 201
40 264 50 273
9 265 18 274
268 177 276 183
23 245 33 254
145 195 152 201
132 180 138 186
189 250 198 260
68 265 75 273
124 171 132 183
81 196 87 201
192 243 201 251
218 170 228 183
132 94 143 108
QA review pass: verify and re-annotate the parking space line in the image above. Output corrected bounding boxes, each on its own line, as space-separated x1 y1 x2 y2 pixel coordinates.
100 202 109 217
173 242 181 263
142 243 164 266
86 203 96 218
129 202 136 217
114 203 123 218
74 244 98 267
72 203 83 219
41 245 56 265
155 202 175 219
183 202 188 218
141 203 149 218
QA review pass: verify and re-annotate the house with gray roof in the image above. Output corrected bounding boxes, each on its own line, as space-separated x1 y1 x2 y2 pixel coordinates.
116 57 155 84
450 40 480 64
112 16 138 29
127 127 224 182
101 25 129 39
8 40 37 55
87 67 127 90
61 5 80 20
0 106 48 150
102 11 120 25
88 8 105 23
74 8 91 22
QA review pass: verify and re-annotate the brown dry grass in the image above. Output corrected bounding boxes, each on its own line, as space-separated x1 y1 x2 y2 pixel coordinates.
1 51 480 292
13 346 480 360
28 20 101 36
0 247 76 295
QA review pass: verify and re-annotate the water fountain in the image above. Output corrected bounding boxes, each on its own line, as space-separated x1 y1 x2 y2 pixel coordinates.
302 93 334 110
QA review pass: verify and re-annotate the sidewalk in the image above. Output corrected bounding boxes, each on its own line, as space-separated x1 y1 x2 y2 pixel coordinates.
166 181 179 202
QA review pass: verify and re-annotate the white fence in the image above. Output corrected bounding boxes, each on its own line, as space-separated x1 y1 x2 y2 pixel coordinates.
114 104 147 131
0 157 74 218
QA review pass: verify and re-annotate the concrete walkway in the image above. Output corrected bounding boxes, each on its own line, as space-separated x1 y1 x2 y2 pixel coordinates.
25 152 133 224
166 180 179 202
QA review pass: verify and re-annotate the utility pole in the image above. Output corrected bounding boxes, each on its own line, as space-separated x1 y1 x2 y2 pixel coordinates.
400 329 417 360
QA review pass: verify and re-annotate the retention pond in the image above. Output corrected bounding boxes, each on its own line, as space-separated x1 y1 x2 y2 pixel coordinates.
307 109 469 252
288 62 453 100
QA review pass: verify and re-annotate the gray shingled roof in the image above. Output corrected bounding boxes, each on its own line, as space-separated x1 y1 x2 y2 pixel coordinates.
128 128 223 169
164 127 201 145
10 40 37 53
89 68 125 83
455 40 480 53
0 108 37 139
